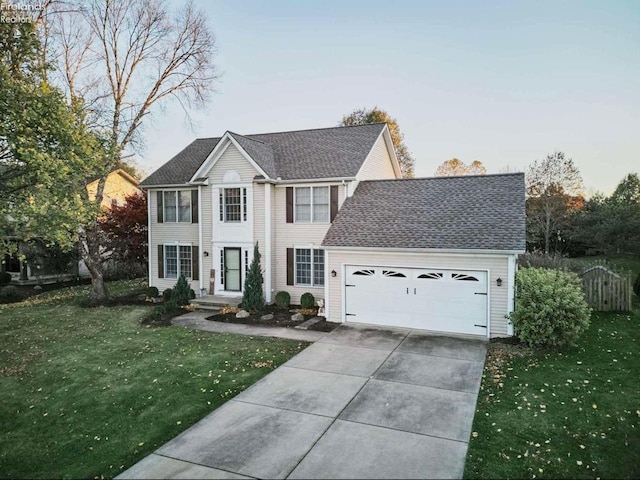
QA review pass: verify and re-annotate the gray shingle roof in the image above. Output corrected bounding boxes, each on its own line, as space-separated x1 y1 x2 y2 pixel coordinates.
322 173 526 251
139 123 387 186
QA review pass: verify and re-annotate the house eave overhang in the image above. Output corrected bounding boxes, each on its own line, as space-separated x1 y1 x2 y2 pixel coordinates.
320 245 525 256
188 132 271 183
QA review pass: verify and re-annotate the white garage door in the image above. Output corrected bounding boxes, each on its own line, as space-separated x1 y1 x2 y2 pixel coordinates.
345 265 488 336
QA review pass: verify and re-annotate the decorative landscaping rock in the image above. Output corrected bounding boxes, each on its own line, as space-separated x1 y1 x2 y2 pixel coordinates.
291 312 305 322
236 310 250 318
260 313 274 321
33 285 43 291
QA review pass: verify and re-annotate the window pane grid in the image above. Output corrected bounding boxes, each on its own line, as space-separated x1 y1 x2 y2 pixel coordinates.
178 191 191 222
295 248 311 285
165 245 177 279
164 191 177 222
313 249 325 286
179 246 192 278
224 188 241 222
295 187 311 222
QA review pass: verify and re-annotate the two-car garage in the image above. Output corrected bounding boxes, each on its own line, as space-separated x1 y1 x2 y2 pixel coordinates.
343 265 489 336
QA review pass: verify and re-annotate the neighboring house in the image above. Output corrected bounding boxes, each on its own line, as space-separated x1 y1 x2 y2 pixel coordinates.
3 169 141 283
86 168 142 208
140 123 525 338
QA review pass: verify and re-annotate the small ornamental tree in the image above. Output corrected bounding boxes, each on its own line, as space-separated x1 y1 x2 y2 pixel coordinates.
172 275 192 306
509 268 591 349
242 243 265 312
99 192 148 265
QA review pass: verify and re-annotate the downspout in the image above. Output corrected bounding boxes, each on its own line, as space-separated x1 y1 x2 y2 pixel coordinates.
265 183 272 302
507 254 516 336
147 190 152 287
198 185 204 296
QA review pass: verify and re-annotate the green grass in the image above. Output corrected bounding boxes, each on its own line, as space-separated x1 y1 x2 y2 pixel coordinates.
0 280 308 479
465 308 640 479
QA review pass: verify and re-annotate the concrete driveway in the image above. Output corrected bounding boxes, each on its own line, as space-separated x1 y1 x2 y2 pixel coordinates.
118 324 487 479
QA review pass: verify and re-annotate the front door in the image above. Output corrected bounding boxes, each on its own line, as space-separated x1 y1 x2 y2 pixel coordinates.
224 248 242 291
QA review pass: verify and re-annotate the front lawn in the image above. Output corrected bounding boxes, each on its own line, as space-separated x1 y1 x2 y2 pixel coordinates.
0 280 308 479
465 309 640 479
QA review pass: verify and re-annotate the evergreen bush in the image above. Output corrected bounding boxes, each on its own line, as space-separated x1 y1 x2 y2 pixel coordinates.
146 286 159 298
242 243 265 312
172 275 192 306
300 292 315 309
275 291 290 309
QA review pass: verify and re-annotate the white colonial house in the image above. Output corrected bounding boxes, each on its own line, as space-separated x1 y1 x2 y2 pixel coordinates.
140 123 525 338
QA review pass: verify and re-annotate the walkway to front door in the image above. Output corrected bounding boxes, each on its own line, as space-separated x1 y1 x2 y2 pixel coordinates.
118 324 488 479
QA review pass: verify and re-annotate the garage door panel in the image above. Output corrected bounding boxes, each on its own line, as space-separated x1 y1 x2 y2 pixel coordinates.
345 265 488 336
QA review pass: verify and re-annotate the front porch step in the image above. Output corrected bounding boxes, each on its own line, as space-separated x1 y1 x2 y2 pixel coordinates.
190 295 242 311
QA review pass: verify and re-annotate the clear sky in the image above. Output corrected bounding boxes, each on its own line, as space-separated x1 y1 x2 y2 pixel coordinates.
137 0 640 195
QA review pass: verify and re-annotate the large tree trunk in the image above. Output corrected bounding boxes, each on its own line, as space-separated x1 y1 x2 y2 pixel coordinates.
80 222 109 302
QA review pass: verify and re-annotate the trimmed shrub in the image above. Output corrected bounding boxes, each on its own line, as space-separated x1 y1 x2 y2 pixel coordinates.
508 268 591 349
189 288 196 300
0 271 11 286
634 273 640 298
518 252 583 274
242 243 265 312
275 291 291 309
300 292 315 309
172 275 192 306
146 286 159 298
163 288 173 301
0 285 22 304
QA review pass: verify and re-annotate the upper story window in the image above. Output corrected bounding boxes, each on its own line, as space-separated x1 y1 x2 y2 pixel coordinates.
295 186 329 223
162 190 193 223
219 187 248 223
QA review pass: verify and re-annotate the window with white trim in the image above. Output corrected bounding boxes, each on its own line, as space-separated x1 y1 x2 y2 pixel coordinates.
164 245 192 279
295 186 329 223
163 190 191 222
219 187 248 222
295 248 324 286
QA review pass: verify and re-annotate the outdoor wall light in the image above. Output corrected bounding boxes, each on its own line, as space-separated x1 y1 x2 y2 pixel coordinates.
331 270 337 277
203 251 209 257
496 277 502 287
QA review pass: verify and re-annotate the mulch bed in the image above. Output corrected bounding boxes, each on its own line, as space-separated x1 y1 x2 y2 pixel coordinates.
207 304 340 333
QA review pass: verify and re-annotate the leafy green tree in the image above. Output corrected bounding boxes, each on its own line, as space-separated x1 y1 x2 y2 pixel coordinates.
435 158 486 176
526 152 584 254
573 174 640 256
610 173 640 205
340 107 415 177
1 19 104 257
242 243 265 313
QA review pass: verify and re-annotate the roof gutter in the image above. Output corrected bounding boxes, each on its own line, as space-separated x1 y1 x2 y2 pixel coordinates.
321 245 526 256
139 182 207 189
254 176 356 185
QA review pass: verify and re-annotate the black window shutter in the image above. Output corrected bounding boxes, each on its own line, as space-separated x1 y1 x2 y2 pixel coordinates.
192 246 199 281
191 190 199 223
286 248 294 285
157 191 164 223
286 187 293 223
158 245 164 278
330 185 339 222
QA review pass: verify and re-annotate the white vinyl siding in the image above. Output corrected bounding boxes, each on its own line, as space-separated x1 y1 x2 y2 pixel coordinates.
273 184 346 304
208 144 259 183
356 133 398 181
326 250 511 337
148 190 199 292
